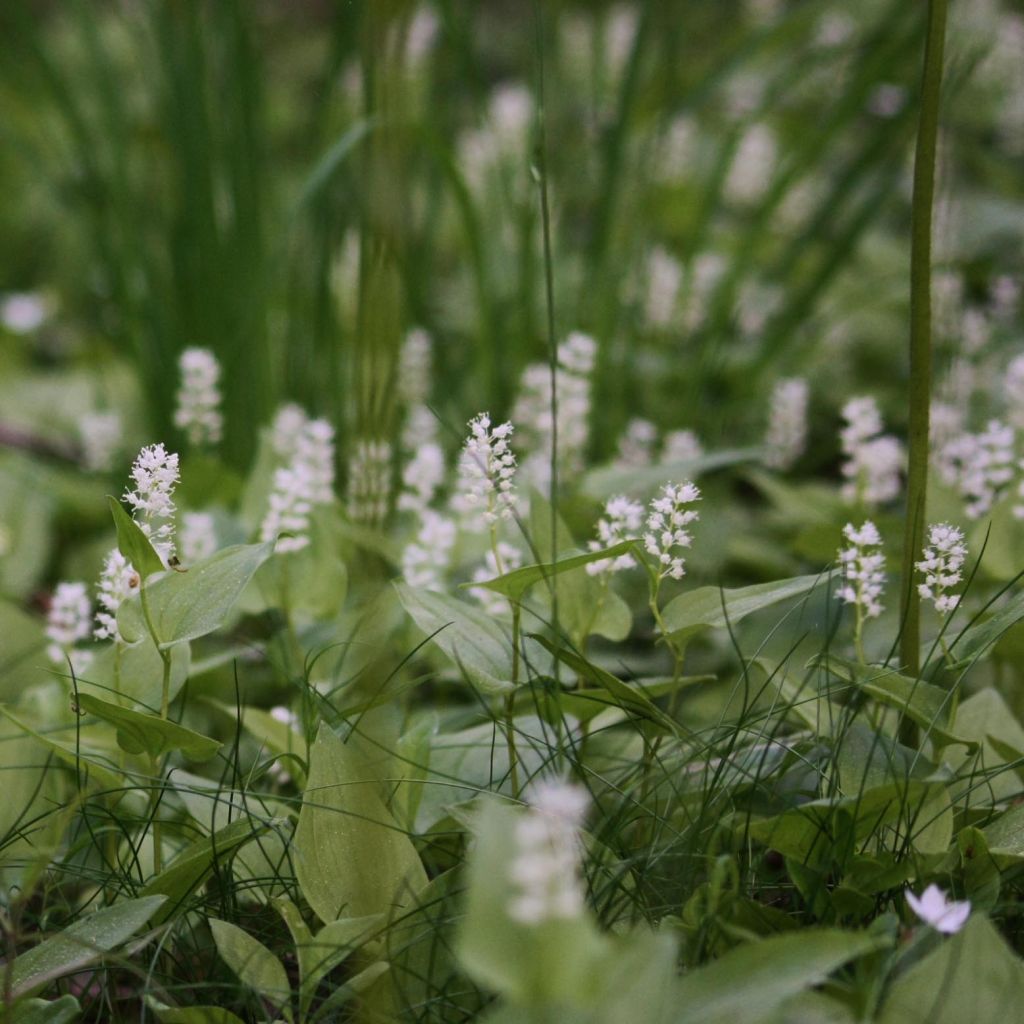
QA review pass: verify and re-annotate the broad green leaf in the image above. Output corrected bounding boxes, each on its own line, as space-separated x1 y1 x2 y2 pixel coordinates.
5 995 81 1023
396 583 516 694
200 699 306 785
151 1005 247 1024
812 654 976 749
209 919 290 1010
7 896 166 1000
73 693 220 761
0 454 55 599
945 689 1024 802
672 929 885 1024
951 589 1024 667
139 816 277 924
82 636 191 711
980 804 1024 861
107 495 163 578
581 448 757 500
294 724 427 924
663 571 836 643
117 542 274 648
878 916 1024 1024
0 599 47 700
468 542 636 603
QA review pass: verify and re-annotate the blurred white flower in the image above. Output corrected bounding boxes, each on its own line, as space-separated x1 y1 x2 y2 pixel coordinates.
173 347 223 447
939 420 1014 519
124 443 180 567
616 418 658 468
906 884 970 934
867 83 907 118
452 413 517 530
0 292 51 334
587 496 643 576
839 396 904 506
644 247 683 329
470 541 523 615
507 780 589 926
347 439 392 525
837 521 885 619
764 378 809 470
398 441 445 514
917 523 966 615
1004 353 1024 430
47 581 94 674
724 123 776 205
296 420 336 505
270 403 310 460
399 327 433 408
662 429 704 465
644 481 701 581
261 464 314 554
402 510 456 591
180 512 218 564
78 411 123 473
94 549 138 642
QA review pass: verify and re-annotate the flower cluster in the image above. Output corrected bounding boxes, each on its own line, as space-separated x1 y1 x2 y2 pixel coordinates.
180 512 218 564
94 549 138 642
839 396 904 506
261 465 314 554
452 413 517 529
78 411 122 472
271 403 310 459
398 328 433 409
661 429 703 465
917 523 967 615
507 781 589 926
402 510 456 591
46 581 94 674
173 347 223 447
764 377 809 470
616 418 658 467
124 443 180 567
347 439 392 524
470 542 523 615
938 420 1014 519
586 496 644 576
837 521 886 619
643 481 701 580
398 441 445 514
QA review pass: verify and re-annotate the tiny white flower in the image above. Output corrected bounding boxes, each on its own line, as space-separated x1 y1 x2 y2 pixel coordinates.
643 481 700 581
123 443 180 567
837 520 886 619
916 523 966 615
452 413 518 530
173 347 223 446
398 441 445 513
939 420 1014 520
644 247 682 329
94 549 138 642
764 378 809 470
616 418 658 468
47 581 94 674
724 122 777 205
661 429 704 465
587 496 644 575
269 705 300 731
0 292 50 334
906 884 970 934
401 510 456 591
271 403 310 460
839 396 904 506
78 411 123 473
260 464 314 554
398 328 433 408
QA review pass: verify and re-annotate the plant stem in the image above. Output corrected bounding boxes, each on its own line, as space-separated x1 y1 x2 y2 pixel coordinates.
507 603 522 799
899 0 947 748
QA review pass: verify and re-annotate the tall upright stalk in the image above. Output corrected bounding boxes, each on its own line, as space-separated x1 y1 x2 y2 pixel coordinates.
899 0 947 747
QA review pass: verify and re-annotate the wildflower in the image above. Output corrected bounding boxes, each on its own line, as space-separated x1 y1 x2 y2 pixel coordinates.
452 413 517 530
180 512 218 564
260 464 314 554
586 496 643 576
764 378 809 470
616 418 658 468
0 292 50 334
402 403 439 452
46 581 94 674
347 439 392 524
906 885 971 934
644 247 682 329
398 441 445 513
724 122 777 205
507 780 589 926
837 521 885 619
402 510 456 591
939 421 1014 519
929 400 965 455
78 411 122 473
839 396 904 505
271 403 310 460
643 481 701 581
123 443 180 567
398 328 433 408
470 542 523 615
94 549 138 642
269 705 300 731
173 348 223 447
916 523 967 615
661 429 704 465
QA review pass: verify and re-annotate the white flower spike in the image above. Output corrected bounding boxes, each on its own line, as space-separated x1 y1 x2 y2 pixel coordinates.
837 520 886 620
173 347 223 447
452 412 517 529
916 523 966 615
643 481 701 581
906 884 970 934
123 443 180 567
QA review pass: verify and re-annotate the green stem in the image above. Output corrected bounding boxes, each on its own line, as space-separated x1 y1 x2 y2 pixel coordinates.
899 0 947 748
507 603 521 799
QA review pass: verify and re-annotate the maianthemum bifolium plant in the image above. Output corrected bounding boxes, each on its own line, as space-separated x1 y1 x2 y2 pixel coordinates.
4 0 1024 1022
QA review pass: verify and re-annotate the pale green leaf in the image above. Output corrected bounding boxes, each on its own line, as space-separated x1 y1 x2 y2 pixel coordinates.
210 919 290 1009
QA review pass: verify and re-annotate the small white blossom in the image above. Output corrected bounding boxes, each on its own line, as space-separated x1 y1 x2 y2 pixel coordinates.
507 780 588 926
401 510 456 591
0 292 50 334
587 496 643 575
123 443 180 567
724 122 777 205
78 411 123 473
398 442 445 513
296 420 336 505
260 465 314 553
643 481 701 581
661 429 704 465
94 549 138 642
939 421 1014 519
906 884 970 934
173 347 223 447
402 403 440 452
644 247 682 329
269 705 300 731
839 396 904 505
452 413 517 530
916 523 966 615
616 418 658 467
764 378 808 470
271 403 310 460
470 542 523 615
837 521 886 619
46 581 94 674
347 439 392 525
180 512 218 564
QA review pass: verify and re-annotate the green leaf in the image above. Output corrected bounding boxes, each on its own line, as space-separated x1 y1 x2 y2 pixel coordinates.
294 724 427 924
82 637 191 711
209 919 291 1010
672 929 885 1024
663 571 836 643
7 896 167 1000
877 916 1024 1024
73 693 220 761
117 542 274 648
4 995 81 1024
581 448 757 500
951 589 1024 667
811 653 976 750
395 583 517 694
139 816 276 924
467 542 636 603
150 1006 247 1024
107 495 164 578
